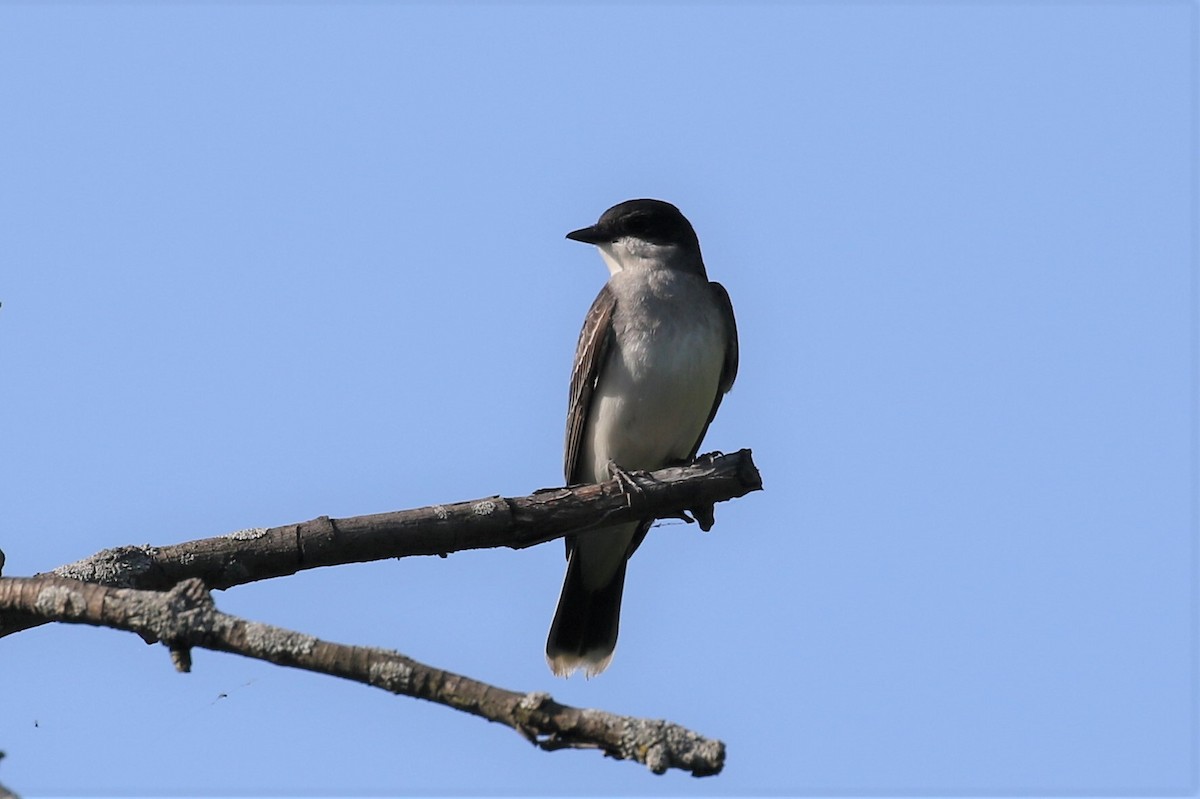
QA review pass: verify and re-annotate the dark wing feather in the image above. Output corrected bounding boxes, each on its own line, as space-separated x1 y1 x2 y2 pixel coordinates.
564 283 617 484
686 280 739 459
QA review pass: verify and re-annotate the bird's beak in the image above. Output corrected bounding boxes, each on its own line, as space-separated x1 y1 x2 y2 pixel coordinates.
566 225 608 245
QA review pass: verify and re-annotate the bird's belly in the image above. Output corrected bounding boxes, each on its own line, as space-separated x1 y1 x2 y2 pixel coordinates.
579 323 724 483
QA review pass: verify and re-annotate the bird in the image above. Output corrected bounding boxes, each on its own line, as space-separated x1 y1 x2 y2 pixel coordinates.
546 198 738 678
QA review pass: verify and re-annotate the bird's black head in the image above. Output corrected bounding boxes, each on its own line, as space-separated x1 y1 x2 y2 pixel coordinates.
566 199 700 251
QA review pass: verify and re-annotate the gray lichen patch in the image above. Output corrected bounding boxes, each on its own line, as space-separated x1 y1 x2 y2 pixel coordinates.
241 621 317 659
614 714 725 776
53 545 157 588
471 500 497 516
518 691 551 712
34 585 87 618
225 527 268 541
122 591 195 642
368 659 413 693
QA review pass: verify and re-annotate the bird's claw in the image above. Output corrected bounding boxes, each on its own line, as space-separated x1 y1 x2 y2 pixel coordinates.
607 461 653 506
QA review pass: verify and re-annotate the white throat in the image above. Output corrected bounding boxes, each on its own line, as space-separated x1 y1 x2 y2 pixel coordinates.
597 242 625 276
595 236 691 276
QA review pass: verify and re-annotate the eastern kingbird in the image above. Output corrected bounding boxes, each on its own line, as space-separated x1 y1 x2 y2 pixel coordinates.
546 199 739 678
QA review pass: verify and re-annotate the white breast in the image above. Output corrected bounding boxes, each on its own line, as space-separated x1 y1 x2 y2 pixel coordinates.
578 269 726 483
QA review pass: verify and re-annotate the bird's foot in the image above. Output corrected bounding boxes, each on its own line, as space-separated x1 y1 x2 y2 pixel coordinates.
606 461 654 506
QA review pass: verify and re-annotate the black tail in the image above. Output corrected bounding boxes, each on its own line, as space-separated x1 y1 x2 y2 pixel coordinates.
545 553 627 678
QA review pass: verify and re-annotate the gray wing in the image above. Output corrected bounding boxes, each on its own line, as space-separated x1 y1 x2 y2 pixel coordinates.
687 280 739 459
564 283 617 485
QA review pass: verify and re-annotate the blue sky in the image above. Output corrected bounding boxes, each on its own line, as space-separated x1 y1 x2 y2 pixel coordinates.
0 2 1195 796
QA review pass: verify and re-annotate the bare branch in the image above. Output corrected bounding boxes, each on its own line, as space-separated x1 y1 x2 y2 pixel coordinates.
0 576 726 776
0 750 16 799
0 452 759 774
0 450 761 640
